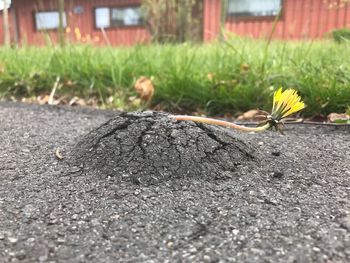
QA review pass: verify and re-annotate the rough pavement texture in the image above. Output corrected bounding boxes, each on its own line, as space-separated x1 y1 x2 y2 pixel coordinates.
0 102 349 263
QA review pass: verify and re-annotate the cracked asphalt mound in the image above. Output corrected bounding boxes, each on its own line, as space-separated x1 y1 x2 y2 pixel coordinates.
70 111 256 185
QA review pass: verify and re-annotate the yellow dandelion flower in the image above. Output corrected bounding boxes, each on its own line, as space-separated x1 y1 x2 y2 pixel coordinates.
271 87 305 121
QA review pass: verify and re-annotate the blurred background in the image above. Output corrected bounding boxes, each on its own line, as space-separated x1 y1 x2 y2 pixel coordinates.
1 0 350 45
0 0 349 123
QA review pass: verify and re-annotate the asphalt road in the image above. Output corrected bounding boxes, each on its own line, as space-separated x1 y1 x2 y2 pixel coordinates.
0 102 349 263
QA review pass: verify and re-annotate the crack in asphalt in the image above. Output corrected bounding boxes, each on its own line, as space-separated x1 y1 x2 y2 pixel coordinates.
68 112 256 186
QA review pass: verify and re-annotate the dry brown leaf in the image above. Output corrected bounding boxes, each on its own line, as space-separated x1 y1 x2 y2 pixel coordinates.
37 95 50 105
69 96 86 106
327 113 350 123
55 96 69 105
240 63 250 74
134 76 154 103
237 109 268 121
87 98 98 107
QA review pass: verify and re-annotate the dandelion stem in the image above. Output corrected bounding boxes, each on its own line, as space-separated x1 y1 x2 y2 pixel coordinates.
170 115 270 132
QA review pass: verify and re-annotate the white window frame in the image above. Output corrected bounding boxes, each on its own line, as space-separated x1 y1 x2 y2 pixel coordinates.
95 7 111 28
35 11 67 31
227 0 282 18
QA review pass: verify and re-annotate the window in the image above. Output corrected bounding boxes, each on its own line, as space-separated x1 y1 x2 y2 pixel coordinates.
35 11 67 30
227 0 281 17
95 8 110 28
95 6 143 28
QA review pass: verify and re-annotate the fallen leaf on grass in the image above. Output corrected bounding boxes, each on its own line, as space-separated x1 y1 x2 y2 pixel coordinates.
37 94 60 105
240 62 250 74
69 96 86 106
327 113 350 124
134 76 154 103
37 94 50 105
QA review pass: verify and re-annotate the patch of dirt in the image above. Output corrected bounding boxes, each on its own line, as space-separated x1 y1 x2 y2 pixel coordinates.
70 111 256 185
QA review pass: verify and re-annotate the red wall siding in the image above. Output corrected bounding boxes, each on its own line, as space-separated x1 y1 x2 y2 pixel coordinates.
203 0 350 41
203 0 221 41
0 9 17 45
12 0 150 46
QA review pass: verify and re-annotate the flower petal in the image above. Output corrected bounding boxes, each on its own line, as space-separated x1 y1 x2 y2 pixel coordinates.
271 88 305 120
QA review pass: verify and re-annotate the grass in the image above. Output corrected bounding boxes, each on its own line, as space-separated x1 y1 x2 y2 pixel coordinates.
0 38 349 117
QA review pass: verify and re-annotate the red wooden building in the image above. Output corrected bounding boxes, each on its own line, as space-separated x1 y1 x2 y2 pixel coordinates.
204 0 350 41
1 0 350 46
